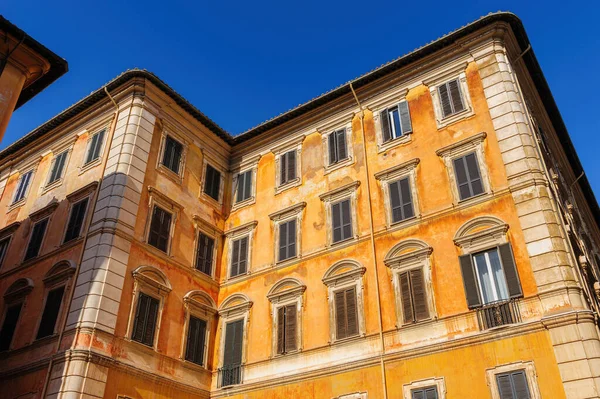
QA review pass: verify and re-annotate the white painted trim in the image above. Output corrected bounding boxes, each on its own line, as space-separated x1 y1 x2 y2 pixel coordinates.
156 130 188 183
322 122 355 174
402 376 446 399
485 361 541 399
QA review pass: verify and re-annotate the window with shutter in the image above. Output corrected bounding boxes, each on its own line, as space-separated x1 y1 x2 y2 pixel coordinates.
64 198 89 243
131 292 160 347
84 130 106 165
278 219 297 262
0 236 10 270
204 164 221 201
453 152 484 200
13 170 33 204
280 150 297 185
334 287 359 340
328 129 348 165
25 218 49 261
230 236 249 278
47 151 68 185
0 302 22 351
496 370 531 399
399 268 429 324
148 206 172 253
235 170 253 203
161 136 183 175
438 78 466 118
195 232 215 276
389 177 414 223
276 304 297 354
185 316 207 365
331 199 353 243
411 386 438 399
222 319 244 386
36 286 65 339
380 101 412 144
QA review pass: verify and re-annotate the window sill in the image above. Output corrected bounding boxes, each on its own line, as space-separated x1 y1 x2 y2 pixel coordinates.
456 190 491 206
79 158 101 175
275 255 300 267
436 108 474 129
330 235 358 248
181 359 209 373
126 337 157 352
324 157 354 175
227 271 251 282
231 196 256 212
271 349 300 359
7 199 26 213
275 178 301 195
42 179 64 194
200 191 223 208
377 133 412 153
330 333 365 346
388 214 418 229
157 164 183 185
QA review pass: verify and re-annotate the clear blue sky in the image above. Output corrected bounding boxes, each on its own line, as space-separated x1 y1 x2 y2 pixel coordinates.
2 1 599 196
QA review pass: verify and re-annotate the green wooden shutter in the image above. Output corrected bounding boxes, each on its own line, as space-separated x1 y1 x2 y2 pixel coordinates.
336 130 347 161
36 286 65 339
464 153 483 196
399 177 414 220
25 218 49 260
195 233 214 275
499 243 523 298
287 151 296 182
0 303 22 351
459 254 482 308
400 271 414 323
453 156 471 200
185 316 207 365
410 268 429 321
224 319 244 366
328 132 337 164
64 198 89 243
131 293 149 343
380 110 392 143
448 78 465 113
143 295 159 346
148 207 172 253
231 239 240 277
438 82 453 118
345 287 358 337
335 290 347 339
278 221 288 261
280 152 288 184
340 199 352 240
0 236 9 269
284 305 297 352
277 307 285 354
332 202 342 243
511 370 530 399
398 101 412 135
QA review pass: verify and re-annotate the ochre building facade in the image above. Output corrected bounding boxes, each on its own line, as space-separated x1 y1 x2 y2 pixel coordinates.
1 12 600 399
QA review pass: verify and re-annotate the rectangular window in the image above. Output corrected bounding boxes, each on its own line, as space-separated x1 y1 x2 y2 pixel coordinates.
389 177 414 223
328 129 348 165
13 170 33 204
0 236 10 270
47 151 68 185
148 206 172 253
399 268 429 323
411 386 439 399
204 164 221 201
64 197 89 243
0 303 22 351
230 236 249 278
459 243 523 308
280 150 297 185
331 199 352 243
235 170 253 203
453 152 484 200
131 292 160 347
496 370 530 399
222 319 244 386
438 78 466 118
334 287 358 340
36 286 65 339
278 219 297 262
380 101 412 143
161 136 183 175
195 232 214 276
84 129 106 165
185 315 207 365
277 304 297 354
24 218 49 261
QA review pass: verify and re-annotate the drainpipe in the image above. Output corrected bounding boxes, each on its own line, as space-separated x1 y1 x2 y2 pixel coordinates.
40 86 120 398
349 82 388 399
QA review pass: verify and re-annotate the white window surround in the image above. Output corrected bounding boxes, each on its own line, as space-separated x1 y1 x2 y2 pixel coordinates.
21 202 58 262
126 265 172 350
267 278 306 356
192 215 222 278
43 144 74 192
436 132 490 205
231 154 261 211
402 377 446 399
79 122 110 174
269 202 306 265
322 260 367 343
217 294 253 369
486 361 541 399
144 186 183 255
375 158 421 227
319 181 361 247
271 135 305 194
453 215 510 254
322 123 355 174
224 221 257 280
334 393 368 399
425 62 474 129
9 163 39 209
181 290 217 368
384 239 436 327
156 131 188 182
61 182 97 244
200 158 226 205
371 91 413 153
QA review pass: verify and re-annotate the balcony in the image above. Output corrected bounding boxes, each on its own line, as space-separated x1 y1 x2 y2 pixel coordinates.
476 299 521 330
218 363 243 388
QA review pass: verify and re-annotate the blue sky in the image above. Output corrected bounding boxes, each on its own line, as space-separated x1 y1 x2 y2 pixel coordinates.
2 1 599 195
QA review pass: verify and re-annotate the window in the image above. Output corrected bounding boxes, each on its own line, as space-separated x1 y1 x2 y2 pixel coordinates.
235 170 253 203
438 78 466 118
131 292 160 347
230 236 249 278
195 232 215 276
328 129 348 165
36 286 65 339
375 158 420 227
496 370 530 399
84 129 105 165
185 316 207 365
278 219 297 262
276 304 297 354
0 236 10 269
380 101 412 143
148 206 172 252
204 164 221 201
160 136 183 175
64 197 89 243
399 269 429 324
221 319 244 386
486 362 540 399
411 387 438 399
24 218 49 261
0 303 22 351
334 287 359 340
12 170 33 204
332 199 352 243
47 150 69 185
453 152 484 200
279 150 297 186
389 177 414 223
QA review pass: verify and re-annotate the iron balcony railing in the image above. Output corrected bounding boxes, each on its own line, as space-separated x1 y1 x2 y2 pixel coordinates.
218 363 243 388
476 299 521 330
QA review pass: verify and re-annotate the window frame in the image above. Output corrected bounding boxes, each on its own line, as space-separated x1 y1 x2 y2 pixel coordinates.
144 187 182 255
372 93 413 153
201 160 225 205
230 154 261 211
0 223 18 271
44 148 72 191
81 127 108 170
322 124 354 174
267 278 306 357
269 202 305 265
62 196 90 244
10 167 36 207
486 361 541 399
0 278 33 352
217 294 253 386
157 132 187 181
320 181 360 247
403 377 446 399
375 158 420 228
427 69 474 129
225 221 257 280
192 217 219 278
181 291 216 368
271 135 304 194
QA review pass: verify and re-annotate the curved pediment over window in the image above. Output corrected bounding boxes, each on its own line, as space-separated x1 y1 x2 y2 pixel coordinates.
4 278 34 302
384 239 433 269
267 278 306 303
132 265 172 294
184 290 217 316
322 260 366 287
219 293 253 318
454 216 509 252
43 260 76 286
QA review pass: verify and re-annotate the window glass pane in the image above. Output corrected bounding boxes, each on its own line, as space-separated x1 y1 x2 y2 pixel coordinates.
474 252 494 303
489 249 509 300
474 248 509 304
0 236 10 269
389 108 401 138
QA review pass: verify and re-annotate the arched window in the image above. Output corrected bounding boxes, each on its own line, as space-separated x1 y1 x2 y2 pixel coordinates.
36 261 76 340
218 294 253 387
267 278 306 355
182 290 216 368
1 278 33 351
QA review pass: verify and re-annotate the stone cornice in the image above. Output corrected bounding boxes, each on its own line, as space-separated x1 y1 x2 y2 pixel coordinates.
435 132 487 157
319 181 361 202
384 247 433 269
224 221 258 237
374 158 420 181
0 221 21 238
269 202 306 221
